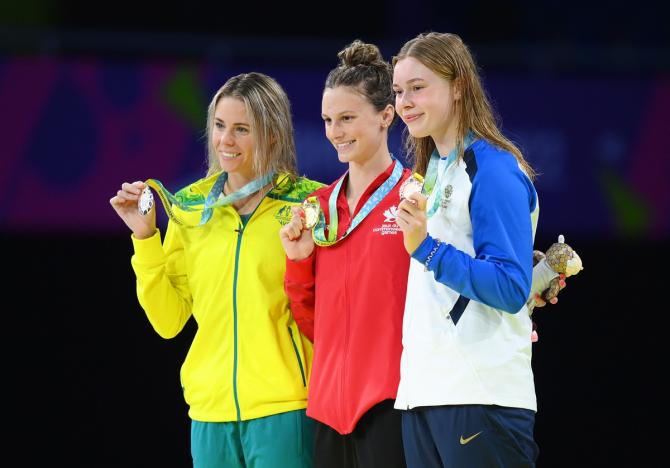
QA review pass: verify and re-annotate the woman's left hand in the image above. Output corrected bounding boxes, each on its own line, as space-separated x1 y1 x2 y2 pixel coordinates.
396 192 428 254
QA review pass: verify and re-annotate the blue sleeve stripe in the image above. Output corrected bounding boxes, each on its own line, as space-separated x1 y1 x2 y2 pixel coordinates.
420 142 535 313
464 148 478 182
464 148 478 211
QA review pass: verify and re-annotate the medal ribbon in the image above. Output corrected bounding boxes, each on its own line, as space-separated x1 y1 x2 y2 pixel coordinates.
423 132 475 218
312 158 403 247
145 171 274 227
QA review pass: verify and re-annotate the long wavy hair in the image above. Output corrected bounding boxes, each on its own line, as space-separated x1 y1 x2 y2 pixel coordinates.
393 32 535 179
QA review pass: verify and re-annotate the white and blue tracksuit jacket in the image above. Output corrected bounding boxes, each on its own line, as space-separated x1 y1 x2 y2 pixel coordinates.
395 138 539 412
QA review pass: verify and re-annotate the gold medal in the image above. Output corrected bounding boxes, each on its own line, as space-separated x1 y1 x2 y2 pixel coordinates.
399 173 424 201
302 197 320 229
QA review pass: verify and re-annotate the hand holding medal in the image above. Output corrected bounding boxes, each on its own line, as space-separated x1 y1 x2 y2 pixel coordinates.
301 197 320 229
109 181 157 239
138 187 154 216
396 173 429 255
399 173 425 203
279 198 319 261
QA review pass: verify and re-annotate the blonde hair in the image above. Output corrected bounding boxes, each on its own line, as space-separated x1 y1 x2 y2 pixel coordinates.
205 72 297 178
393 32 535 179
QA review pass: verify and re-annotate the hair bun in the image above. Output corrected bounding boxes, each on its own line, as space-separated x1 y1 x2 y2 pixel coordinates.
338 40 384 68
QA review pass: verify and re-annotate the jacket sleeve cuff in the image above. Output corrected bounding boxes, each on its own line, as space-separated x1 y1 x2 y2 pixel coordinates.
285 252 316 283
131 229 164 264
410 235 436 262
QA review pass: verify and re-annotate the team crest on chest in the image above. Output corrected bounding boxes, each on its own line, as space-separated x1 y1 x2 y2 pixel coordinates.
373 205 401 236
275 205 293 226
383 206 398 223
440 184 453 209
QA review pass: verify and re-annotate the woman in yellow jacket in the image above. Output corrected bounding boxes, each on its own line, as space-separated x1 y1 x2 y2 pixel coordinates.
110 72 322 468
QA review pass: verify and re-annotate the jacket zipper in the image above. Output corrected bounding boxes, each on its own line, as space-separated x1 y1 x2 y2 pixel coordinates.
229 193 271 422
340 238 351 425
232 222 244 421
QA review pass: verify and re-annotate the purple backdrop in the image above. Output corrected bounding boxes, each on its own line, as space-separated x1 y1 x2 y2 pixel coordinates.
2 56 667 239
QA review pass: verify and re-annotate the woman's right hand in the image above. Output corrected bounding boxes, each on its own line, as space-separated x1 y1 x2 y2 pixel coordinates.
533 274 567 308
279 206 315 260
109 181 156 239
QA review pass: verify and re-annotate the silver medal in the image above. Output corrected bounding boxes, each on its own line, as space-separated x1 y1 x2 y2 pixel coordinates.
138 187 154 215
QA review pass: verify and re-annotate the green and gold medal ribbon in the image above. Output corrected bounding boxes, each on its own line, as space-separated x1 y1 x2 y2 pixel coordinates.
143 171 275 227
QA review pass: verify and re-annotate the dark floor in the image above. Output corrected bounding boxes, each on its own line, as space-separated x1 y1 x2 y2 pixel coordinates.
4 232 665 467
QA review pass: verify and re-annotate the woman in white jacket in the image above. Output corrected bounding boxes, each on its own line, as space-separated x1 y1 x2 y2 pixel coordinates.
393 32 541 468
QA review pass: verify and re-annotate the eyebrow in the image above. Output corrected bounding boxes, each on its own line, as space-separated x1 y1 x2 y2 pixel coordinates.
393 78 426 87
214 117 250 126
321 110 357 117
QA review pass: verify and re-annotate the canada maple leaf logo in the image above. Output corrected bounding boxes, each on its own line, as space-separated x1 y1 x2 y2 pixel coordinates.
383 206 398 223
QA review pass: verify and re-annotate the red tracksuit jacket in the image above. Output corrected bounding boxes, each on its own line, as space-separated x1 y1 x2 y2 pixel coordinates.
284 161 411 434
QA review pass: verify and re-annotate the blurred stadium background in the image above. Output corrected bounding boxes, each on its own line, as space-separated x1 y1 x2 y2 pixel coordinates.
2 1 667 466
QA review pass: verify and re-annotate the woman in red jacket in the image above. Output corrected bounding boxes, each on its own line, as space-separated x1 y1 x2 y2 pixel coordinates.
279 40 411 468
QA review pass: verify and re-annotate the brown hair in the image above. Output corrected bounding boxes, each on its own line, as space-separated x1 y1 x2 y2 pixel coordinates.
393 32 535 179
325 40 395 125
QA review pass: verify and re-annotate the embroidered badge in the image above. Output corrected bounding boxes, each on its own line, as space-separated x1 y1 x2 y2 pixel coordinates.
383 206 398 223
275 205 293 226
373 205 401 236
440 184 453 209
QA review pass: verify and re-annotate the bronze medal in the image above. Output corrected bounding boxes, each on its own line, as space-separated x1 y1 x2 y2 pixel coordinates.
399 173 424 201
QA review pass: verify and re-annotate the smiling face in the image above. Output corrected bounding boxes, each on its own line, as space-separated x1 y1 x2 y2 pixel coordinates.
393 56 460 142
211 97 256 182
321 86 392 165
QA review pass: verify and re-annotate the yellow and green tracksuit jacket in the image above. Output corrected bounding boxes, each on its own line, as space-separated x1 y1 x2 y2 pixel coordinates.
130 172 323 422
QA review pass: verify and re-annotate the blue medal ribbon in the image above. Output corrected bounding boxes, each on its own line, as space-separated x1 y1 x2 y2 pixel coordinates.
423 132 475 218
312 158 403 247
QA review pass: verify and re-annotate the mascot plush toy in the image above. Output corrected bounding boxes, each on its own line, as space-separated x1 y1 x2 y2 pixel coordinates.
529 235 583 341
